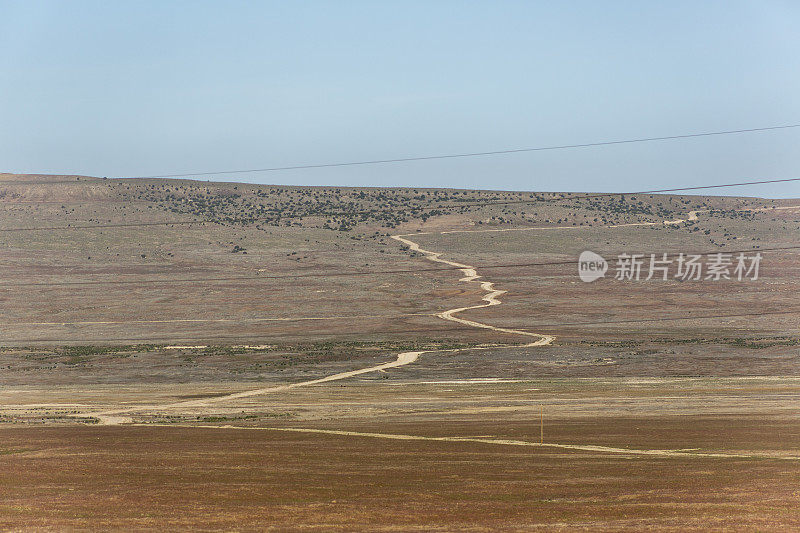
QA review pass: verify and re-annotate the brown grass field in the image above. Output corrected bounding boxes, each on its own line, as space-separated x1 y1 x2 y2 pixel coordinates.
0 172 799 530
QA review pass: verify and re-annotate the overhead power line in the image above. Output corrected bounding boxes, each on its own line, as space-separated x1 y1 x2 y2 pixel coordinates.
2 176 799 233
298 177 800 217
122 123 800 179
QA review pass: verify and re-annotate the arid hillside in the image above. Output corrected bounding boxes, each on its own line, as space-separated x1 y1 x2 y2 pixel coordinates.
1 172 797 347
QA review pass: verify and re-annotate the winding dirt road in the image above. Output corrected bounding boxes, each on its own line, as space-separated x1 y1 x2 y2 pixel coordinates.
82 228 553 424
391 232 554 346
80 203 799 425
87 350 426 424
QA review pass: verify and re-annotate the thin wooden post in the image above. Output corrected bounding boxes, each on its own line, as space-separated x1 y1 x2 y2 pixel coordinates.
540 404 544 444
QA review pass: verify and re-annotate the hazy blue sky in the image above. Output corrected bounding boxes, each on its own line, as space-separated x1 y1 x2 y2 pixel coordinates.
2 1 800 196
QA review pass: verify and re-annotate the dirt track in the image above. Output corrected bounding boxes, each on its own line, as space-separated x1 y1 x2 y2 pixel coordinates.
391 232 555 346
87 350 427 424
79 204 796 425
2 200 799 530
152 424 800 460
81 226 558 424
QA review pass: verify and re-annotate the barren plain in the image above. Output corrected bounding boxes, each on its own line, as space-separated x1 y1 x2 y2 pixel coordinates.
0 172 798 530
